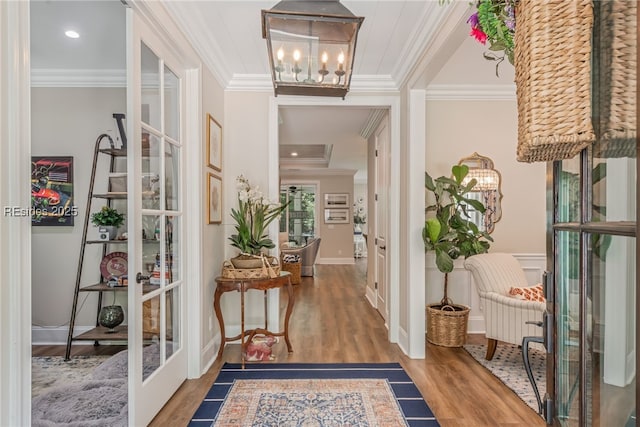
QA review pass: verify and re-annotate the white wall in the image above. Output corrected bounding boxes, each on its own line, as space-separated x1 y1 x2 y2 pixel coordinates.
31 87 126 342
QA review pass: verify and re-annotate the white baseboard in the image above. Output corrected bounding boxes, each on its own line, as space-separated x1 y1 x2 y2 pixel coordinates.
397 326 409 355
467 316 486 334
32 325 93 345
199 334 219 377
316 257 355 265
364 286 377 309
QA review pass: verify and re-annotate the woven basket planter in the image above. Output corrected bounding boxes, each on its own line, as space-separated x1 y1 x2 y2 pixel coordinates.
281 261 301 285
426 303 469 348
592 0 637 158
515 0 595 163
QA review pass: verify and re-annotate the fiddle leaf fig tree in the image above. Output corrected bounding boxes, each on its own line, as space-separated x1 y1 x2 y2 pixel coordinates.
423 164 493 307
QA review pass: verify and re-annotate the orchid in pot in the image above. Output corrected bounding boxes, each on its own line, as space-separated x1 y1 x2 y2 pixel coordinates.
228 175 290 267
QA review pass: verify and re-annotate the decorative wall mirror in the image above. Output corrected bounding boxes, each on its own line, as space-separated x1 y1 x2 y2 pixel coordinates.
458 152 503 234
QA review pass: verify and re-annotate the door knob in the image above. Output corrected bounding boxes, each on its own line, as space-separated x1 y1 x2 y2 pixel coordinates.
136 272 150 284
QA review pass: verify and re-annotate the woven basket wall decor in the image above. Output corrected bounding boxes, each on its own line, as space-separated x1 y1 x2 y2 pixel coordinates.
515 0 596 163
592 0 637 159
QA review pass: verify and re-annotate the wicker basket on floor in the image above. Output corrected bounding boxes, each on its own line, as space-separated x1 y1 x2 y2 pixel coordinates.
280 260 301 285
426 303 469 348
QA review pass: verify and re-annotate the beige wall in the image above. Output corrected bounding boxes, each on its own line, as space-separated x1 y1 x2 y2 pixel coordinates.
201 67 225 357
31 87 127 330
426 99 546 254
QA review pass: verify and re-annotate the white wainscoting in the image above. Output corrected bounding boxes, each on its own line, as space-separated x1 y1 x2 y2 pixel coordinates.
426 253 546 333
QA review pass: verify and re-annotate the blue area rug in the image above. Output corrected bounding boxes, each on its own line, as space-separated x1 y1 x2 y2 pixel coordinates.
190 362 438 426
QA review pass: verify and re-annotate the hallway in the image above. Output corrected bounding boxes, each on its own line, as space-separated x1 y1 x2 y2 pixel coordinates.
151 262 545 426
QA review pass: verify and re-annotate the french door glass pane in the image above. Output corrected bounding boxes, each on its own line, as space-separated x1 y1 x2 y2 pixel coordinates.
141 131 160 210
142 294 161 381
557 157 581 223
163 65 180 141
165 216 179 282
164 142 179 212
556 230 581 426
166 287 180 358
588 233 636 426
591 156 636 223
140 43 160 130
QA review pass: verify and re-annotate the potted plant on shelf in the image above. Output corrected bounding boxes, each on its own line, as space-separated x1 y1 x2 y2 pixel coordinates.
423 164 493 347
91 205 125 240
228 175 290 268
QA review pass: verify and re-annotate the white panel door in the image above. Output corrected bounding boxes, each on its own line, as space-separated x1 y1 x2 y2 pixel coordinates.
127 9 187 426
375 116 389 322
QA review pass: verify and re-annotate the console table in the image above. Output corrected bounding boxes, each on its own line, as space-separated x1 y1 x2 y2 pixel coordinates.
214 271 294 367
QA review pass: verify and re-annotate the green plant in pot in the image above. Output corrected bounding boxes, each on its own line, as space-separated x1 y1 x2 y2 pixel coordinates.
423 164 493 347
91 205 125 240
229 175 290 268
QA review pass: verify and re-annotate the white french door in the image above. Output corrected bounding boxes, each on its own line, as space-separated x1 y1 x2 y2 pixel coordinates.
126 9 187 426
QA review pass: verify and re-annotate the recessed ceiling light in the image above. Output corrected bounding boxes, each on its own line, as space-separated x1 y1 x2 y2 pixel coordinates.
290 152 298 157
65 30 80 39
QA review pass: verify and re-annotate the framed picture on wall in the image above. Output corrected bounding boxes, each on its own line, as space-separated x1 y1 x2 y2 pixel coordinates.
324 193 349 208
206 113 222 172
207 172 222 224
31 156 75 226
324 208 349 224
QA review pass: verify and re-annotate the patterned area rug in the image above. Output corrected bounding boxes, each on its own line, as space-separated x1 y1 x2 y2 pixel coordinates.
464 344 545 414
190 363 438 426
31 356 110 397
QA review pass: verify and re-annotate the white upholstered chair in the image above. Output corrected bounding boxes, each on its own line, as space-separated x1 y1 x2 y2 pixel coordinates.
463 253 545 360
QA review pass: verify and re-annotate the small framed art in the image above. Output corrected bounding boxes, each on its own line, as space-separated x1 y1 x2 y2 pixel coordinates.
324 193 349 208
324 208 350 224
207 173 222 224
207 113 222 171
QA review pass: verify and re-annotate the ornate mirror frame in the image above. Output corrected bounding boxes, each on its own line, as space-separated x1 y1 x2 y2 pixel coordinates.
458 152 503 234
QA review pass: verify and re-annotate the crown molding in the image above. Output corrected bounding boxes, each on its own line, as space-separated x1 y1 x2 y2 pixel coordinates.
392 2 453 88
280 168 357 177
30 69 126 88
226 74 272 92
226 73 398 93
161 1 231 88
425 84 516 101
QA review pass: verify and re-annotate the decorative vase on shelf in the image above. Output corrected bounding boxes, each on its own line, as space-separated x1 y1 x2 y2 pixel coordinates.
99 305 125 332
104 225 118 240
354 223 363 234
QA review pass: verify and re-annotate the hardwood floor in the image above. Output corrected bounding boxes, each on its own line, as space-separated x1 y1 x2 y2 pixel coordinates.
151 260 545 427
35 260 545 426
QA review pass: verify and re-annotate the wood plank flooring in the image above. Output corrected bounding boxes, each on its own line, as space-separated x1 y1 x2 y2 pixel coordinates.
35 260 545 426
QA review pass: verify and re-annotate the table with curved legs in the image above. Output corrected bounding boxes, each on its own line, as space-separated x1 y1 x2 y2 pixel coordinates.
214 271 294 368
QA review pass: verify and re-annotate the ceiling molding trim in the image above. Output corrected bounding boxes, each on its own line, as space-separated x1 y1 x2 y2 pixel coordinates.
30 69 126 88
226 74 273 92
280 168 357 177
162 1 232 87
425 84 516 101
391 2 451 87
349 75 398 92
227 73 398 93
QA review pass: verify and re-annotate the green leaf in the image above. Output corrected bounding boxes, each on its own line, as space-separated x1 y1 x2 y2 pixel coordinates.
451 164 469 184
424 218 441 244
435 249 454 273
489 41 506 51
425 172 435 191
